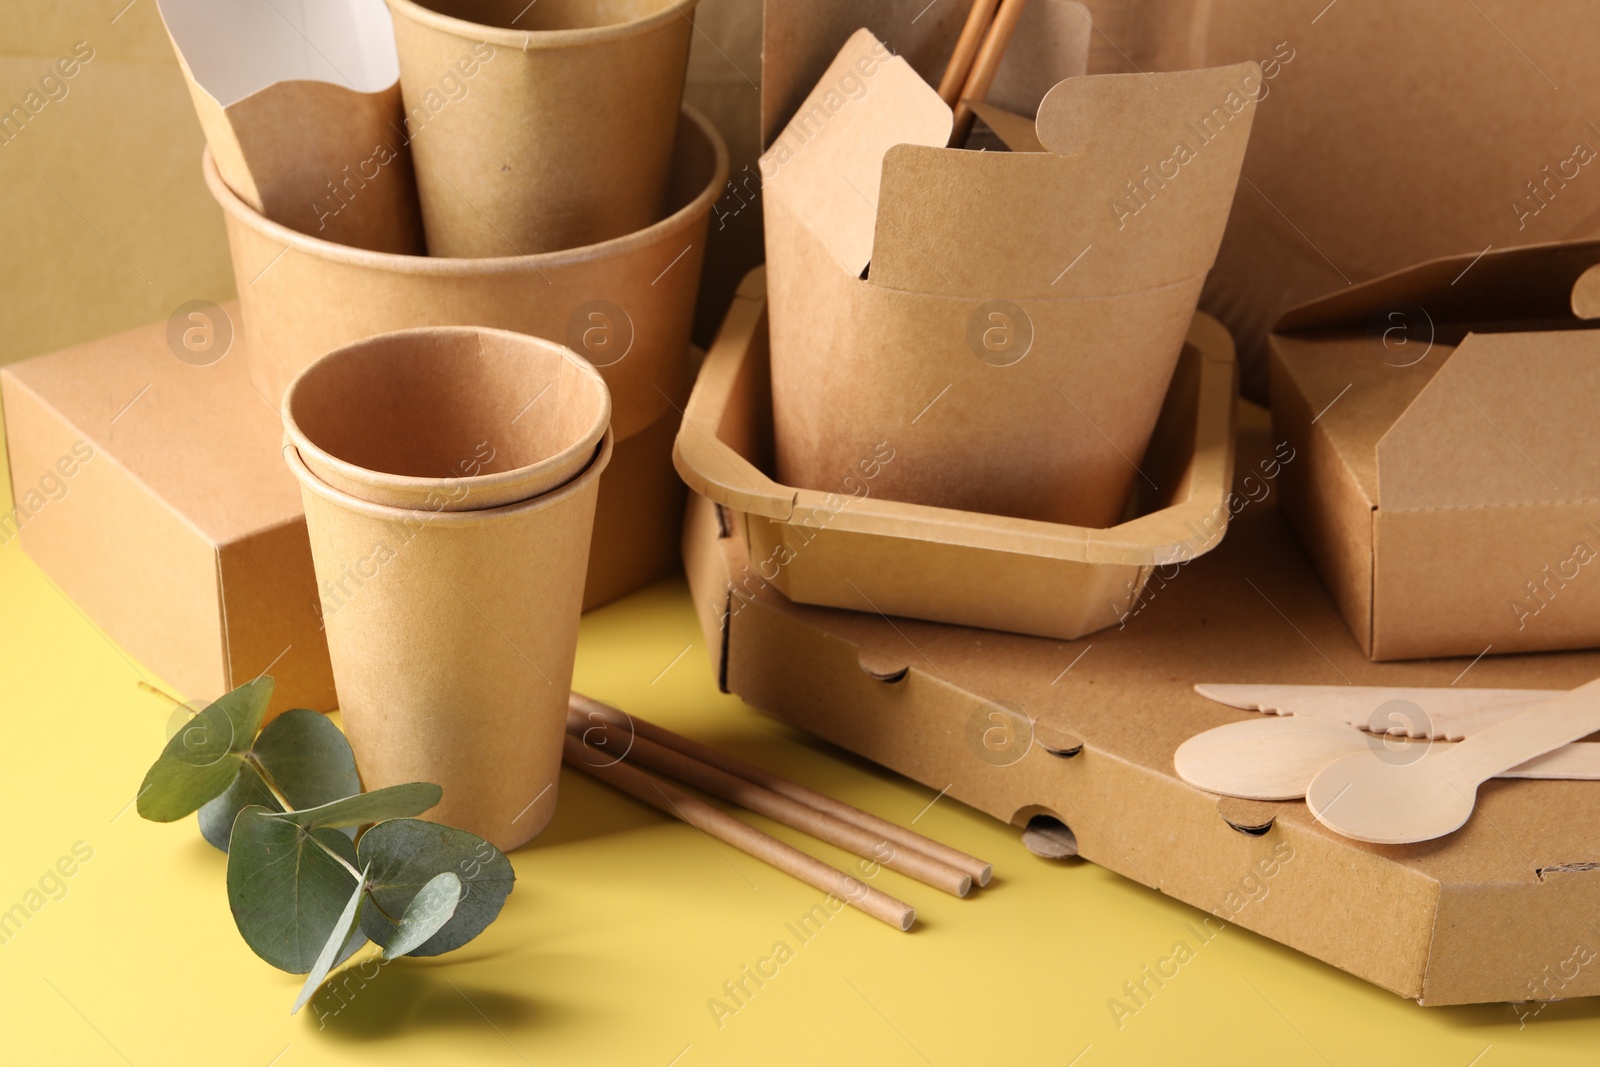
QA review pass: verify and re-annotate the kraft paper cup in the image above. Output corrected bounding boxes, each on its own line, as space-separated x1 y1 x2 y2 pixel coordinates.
286 433 613 850
385 0 698 256
204 106 727 431
282 326 610 511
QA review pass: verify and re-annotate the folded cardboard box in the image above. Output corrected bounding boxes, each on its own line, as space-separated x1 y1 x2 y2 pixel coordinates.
0 304 335 716
675 268 1237 640
760 29 1257 530
1271 241 1600 662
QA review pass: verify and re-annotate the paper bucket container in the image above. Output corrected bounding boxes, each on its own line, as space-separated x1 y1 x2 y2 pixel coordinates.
283 326 610 511
159 0 426 255
286 434 613 850
384 0 698 256
204 106 726 434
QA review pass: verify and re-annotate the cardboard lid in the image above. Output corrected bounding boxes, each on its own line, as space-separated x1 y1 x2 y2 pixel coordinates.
1 304 303 545
761 29 1260 300
1272 241 1600 510
1275 239 1600 335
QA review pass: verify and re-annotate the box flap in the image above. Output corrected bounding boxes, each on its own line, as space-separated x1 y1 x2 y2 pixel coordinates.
1377 329 1600 510
1275 239 1600 335
759 29 952 279
872 62 1262 299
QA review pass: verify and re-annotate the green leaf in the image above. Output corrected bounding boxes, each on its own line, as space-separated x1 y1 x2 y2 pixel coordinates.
195 710 362 855
197 761 282 852
383 872 462 960
252 709 361 809
272 783 443 831
227 805 359 973
358 820 514 957
292 866 369 1015
137 677 273 822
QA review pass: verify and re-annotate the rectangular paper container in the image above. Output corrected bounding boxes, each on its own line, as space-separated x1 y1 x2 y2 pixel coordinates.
673 269 1239 641
0 304 334 717
1270 240 1600 662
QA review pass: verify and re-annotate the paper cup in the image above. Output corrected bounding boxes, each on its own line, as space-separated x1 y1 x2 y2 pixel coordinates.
283 326 610 511
286 433 612 849
385 0 698 256
204 106 726 434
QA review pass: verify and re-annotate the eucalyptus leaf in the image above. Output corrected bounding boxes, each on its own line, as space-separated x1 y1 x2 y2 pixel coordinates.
383 872 462 960
195 709 362 855
197 761 282 852
137 677 273 822
292 866 369 1015
272 783 443 831
358 820 514 956
227 805 359 973
252 709 361 809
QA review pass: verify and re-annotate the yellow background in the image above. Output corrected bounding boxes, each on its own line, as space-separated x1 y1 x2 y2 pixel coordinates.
2 2 1598 1064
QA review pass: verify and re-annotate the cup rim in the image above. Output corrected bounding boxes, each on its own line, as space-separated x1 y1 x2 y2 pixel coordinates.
285 428 614 526
202 105 728 274
282 325 612 508
383 0 699 49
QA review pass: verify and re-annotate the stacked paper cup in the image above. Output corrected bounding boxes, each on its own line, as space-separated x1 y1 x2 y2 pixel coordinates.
282 327 612 851
384 0 699 256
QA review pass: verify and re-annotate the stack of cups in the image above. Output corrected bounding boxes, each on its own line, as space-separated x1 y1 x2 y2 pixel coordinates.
282 326 612 851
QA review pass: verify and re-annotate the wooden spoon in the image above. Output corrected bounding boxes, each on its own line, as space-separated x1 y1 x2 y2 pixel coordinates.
1176 716 1600 802
1305 678 1600 844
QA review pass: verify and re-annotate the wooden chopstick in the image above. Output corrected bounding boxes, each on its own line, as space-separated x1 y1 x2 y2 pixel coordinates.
561 733 917 930
949 0 1030 147
568 709 973 897
570 692 993 886
937 0 1001 106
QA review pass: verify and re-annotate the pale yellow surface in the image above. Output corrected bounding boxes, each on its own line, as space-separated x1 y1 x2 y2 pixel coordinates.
0 547 1597 1065
3 2 1599 1064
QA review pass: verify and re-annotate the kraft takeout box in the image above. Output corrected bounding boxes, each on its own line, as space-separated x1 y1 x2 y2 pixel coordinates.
676 268 1238 641
1270 240 1600 662
158 0 426 255
0 305 334 717
682 392 1600 1007
761 29 1258 528
206 105 726 434
385 0 697 256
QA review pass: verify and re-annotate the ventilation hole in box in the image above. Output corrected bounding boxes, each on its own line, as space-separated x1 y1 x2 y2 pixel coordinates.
857 650 910 683
1021 815 1078 859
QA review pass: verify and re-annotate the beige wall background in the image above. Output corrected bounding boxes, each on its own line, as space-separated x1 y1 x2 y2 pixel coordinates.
0 0 765 506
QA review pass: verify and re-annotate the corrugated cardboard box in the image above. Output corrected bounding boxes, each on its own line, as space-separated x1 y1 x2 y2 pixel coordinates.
1270 241 1600 662
679 275 1600 1006
0 303 335 715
